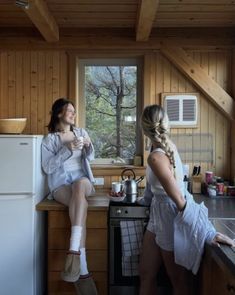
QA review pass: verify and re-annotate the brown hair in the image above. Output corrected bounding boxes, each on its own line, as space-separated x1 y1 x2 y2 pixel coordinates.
47 98 75 132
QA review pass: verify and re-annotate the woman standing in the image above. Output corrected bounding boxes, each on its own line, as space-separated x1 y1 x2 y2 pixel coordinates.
139 104 235 295
41 98 97 295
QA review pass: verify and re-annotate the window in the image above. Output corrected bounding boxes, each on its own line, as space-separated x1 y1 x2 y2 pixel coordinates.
161 93 198 127
78 59 142 164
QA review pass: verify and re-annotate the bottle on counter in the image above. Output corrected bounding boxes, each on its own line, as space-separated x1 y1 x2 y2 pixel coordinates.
205 171 213 184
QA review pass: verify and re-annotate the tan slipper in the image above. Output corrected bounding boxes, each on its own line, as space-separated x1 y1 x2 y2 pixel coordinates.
61 251 81 283
74 274 98 295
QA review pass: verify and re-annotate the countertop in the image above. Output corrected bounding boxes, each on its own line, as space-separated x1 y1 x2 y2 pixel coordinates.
194 194 235 275
37 192 235 274
194 194 235 219
36 190 110 211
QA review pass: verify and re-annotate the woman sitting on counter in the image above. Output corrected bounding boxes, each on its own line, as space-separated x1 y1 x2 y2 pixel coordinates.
139 104 235 295
41 98 98 295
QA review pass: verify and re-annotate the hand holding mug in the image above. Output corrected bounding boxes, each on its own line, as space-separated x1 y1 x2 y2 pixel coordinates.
83 136 91 148
70 136 84 150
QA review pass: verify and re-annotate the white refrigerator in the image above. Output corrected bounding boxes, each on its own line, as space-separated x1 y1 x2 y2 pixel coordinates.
0 135 47 295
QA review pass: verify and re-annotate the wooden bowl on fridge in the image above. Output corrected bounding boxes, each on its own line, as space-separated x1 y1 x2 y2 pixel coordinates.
0 118 27 134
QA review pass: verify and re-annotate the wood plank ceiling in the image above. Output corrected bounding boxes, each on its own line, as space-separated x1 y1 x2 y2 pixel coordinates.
1 0 235 42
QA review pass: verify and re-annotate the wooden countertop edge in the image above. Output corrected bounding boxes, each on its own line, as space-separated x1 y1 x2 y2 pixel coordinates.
36 195 110 211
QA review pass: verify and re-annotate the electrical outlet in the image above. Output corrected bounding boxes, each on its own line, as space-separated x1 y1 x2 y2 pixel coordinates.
94 177 104 186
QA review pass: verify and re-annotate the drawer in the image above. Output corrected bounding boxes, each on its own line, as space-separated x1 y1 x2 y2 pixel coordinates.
211 259 235 295
48 228 107 250
48 249 107 272
48 211 107 229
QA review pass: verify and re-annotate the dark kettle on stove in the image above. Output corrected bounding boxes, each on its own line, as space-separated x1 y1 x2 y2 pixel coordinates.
121 168 144 196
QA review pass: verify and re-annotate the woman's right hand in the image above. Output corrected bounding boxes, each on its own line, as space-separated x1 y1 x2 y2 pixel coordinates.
211 233 235 247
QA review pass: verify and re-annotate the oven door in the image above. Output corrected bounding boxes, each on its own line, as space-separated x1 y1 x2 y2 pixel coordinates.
109 218 173 295
109 218 148 295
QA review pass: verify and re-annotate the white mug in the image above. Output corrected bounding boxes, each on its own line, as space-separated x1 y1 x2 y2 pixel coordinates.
112 182 122 193
77 136 84 150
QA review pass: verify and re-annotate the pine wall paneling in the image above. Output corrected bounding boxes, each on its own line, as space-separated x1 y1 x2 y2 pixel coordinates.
143 50 231 179
0 50 68 135
0 46 232 180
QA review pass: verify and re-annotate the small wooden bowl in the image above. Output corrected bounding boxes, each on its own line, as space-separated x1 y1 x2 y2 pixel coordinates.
0 118 27 134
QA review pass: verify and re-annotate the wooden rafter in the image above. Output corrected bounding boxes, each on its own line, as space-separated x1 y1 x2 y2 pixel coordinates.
160 45 235 120
21 0 59 42
136 0 159 42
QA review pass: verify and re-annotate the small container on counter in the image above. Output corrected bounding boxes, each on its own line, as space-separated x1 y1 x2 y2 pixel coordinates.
207 185 217 197
216 182 224 196
227 186 235 196
205 171 213 184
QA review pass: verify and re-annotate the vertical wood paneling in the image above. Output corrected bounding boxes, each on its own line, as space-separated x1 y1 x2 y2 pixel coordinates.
60 52 68 97
38 52 46 134
8 51 16 118
15 52 23 118
0 48 232 180
30 52 38 133
155 52 163 104
1 52 8 118
0 50 68 134
52 52 60 100
151 50 231 179
23 51 31 134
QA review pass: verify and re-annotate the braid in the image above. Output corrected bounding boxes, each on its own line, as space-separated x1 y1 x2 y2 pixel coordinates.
141 104 176 169
158 133 176 168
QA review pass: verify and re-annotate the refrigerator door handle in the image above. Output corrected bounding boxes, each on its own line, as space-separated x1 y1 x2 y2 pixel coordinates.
0 194 32 200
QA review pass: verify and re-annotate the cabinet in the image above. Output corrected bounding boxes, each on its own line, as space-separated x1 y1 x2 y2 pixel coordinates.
47 209 108 295
199 245 235 295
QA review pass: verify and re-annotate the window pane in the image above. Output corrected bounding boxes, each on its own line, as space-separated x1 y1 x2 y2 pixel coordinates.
85 65 137 160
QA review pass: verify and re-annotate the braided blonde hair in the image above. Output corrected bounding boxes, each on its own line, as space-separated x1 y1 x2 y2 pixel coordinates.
141 104 176 168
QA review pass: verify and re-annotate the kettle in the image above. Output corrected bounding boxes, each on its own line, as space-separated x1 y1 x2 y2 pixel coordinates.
121 168 144 203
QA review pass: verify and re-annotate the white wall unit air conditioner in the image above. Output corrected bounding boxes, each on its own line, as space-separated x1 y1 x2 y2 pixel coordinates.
162 93 198 127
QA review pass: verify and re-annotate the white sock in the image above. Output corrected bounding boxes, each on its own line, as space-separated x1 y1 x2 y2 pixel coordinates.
69 225 82 252
80 248 89 275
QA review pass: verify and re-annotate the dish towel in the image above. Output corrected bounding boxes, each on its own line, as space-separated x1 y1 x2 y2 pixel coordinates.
120 220 145 276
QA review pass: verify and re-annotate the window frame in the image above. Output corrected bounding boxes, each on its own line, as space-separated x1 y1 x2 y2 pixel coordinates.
77 58 143 165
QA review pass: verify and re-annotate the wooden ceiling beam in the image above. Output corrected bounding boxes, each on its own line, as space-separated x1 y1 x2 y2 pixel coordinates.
136 0 159 42
160 45 234 120
21 0 59 42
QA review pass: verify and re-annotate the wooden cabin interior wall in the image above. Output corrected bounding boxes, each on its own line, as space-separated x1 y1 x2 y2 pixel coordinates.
0 42 232 180
0 51 68 134
144 50 231 179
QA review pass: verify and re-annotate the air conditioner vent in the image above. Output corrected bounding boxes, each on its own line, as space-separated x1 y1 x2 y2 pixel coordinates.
166 99 180 121
183 99 196 121
162 94 198 127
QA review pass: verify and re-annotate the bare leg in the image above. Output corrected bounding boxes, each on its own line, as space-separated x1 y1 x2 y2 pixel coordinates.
139 230 162 295
161 249 191 295
53 178 92 248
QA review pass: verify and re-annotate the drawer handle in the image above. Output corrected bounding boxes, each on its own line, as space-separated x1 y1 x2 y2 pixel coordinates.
227 284 235 293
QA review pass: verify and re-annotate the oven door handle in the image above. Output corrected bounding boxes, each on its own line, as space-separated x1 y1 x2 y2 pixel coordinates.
109 219 149 227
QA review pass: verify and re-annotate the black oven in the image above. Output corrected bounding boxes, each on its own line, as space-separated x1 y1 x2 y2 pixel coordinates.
108 201 172 295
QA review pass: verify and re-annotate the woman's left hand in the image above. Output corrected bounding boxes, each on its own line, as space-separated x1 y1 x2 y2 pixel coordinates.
211 233 235 247
83 137 91 148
